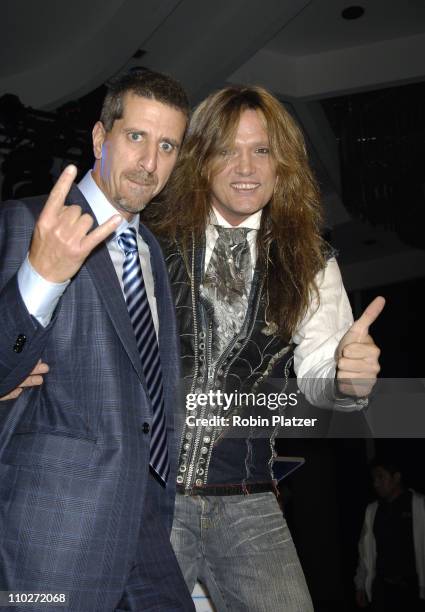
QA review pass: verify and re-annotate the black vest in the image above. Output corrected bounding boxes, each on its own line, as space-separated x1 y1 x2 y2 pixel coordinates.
161 236 294 492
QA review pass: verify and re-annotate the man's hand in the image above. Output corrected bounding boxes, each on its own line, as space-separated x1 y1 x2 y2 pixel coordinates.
29 165 122 283
0 360 49 401
336 296 385 397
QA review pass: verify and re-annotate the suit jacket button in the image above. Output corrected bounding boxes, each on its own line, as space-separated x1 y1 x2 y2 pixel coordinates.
142 422 150 434
13 334 27 353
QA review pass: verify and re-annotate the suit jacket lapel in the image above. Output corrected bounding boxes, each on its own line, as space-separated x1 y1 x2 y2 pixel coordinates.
69 185 144 383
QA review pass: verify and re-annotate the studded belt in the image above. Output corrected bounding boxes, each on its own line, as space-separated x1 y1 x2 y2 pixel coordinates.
176 482 276 496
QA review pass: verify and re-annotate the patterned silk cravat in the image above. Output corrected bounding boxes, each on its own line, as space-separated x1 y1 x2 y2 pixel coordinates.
202 226 252 359
118 228 169 485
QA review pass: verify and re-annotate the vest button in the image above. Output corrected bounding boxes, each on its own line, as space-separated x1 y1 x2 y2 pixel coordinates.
142 422 150 434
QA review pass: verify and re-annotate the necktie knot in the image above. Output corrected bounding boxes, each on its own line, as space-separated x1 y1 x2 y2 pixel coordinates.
215 226 251 247
118 228 138 256
214 226 251 270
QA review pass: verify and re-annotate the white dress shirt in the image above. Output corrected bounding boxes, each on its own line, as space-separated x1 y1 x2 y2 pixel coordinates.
205 207 358 408
17 171 159 335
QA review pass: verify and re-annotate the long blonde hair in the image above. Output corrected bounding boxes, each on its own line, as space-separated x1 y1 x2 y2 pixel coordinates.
144 86 326 340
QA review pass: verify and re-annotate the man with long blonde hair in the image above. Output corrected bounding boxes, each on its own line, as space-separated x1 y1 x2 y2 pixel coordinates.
143 85 384 611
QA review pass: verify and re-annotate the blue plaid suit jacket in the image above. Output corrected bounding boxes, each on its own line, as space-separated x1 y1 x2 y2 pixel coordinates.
0 186 192 611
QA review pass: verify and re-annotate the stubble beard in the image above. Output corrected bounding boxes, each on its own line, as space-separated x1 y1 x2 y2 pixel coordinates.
115 171 159 215
115 195 150 215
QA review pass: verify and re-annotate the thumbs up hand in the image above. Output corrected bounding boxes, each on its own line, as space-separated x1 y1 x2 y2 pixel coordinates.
336 296 385 397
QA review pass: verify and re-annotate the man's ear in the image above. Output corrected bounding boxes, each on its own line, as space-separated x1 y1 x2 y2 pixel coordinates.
92 121 106 159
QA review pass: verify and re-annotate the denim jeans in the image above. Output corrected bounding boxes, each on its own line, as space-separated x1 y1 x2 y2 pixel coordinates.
171 492 313 612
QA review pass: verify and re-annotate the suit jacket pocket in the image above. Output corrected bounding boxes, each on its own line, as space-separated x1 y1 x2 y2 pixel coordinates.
1 430 97 472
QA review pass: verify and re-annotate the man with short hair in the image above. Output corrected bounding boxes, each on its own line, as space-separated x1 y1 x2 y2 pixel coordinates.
0 70 194 611
145 85 384 611
355 458 425 611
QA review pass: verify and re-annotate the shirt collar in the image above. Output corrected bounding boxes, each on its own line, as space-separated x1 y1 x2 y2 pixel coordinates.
210 206 262 231
78 171 139 237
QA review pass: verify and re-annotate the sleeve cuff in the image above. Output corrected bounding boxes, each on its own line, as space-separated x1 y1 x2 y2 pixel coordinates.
17 254 70 327
298 370 370 411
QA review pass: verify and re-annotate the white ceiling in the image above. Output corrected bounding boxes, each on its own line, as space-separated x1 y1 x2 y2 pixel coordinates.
268 0 425 56
2 1 425 107
0 0 121 78
0 0 181 108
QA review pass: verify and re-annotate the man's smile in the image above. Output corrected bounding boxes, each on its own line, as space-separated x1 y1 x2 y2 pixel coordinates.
230 182 260 192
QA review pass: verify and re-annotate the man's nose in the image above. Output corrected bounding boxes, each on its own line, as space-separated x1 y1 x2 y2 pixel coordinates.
235 151 254 175
140 143 158 174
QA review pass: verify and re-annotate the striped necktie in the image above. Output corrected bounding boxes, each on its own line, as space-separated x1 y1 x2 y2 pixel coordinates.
118 227 169 485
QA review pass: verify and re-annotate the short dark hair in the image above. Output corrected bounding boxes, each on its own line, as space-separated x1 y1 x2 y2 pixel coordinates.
100 68 190 131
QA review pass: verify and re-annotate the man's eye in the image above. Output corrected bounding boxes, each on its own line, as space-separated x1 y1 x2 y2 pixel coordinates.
160 142 174 153
129 133 142 142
